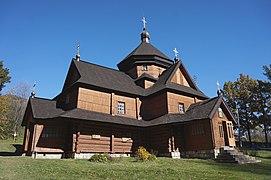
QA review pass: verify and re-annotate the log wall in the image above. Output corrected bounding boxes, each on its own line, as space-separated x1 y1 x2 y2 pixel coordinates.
147 126 171 154
72 121 143 153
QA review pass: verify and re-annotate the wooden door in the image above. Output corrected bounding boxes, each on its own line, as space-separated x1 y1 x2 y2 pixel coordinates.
222 121 229 146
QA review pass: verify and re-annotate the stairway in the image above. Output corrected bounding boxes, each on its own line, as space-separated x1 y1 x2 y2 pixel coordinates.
216 146 261 164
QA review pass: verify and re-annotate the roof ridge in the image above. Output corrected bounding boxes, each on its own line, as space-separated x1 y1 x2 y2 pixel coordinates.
31 97 53 101
73 59 122 73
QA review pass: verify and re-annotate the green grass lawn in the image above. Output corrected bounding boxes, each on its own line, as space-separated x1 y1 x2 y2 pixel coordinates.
0 139 271 180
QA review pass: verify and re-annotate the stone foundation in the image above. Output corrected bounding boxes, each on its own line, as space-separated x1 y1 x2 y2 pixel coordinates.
182 149 219 159
73 153 131 159
32 152 64 159
161 152 181 159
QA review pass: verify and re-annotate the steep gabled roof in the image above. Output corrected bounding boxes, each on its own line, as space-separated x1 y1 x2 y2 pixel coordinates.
56 58 207 99
146 61 208 98
73 59 145 96
149 96 237 126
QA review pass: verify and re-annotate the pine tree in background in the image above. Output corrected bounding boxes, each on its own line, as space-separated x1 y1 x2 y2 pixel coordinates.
0 61 11 93
223 74 258 144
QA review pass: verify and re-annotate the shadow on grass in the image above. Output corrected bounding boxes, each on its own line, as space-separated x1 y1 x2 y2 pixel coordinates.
0 144 23 156
199 158 271 177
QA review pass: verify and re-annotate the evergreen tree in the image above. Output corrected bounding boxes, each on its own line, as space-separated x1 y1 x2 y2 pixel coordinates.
263 64 271 81
223 74 258 143
254 80 271 143
0 61 11 93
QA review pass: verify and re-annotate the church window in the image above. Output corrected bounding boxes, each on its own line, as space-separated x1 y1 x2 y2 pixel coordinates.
142 65 148 71
218 108 223 118
179 103 185 113
118 102 125 114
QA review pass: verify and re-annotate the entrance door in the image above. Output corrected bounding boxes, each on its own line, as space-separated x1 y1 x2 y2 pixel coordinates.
222 121 229 146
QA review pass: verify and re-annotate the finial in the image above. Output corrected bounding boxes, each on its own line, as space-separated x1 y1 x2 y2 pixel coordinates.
173 48 179 62
76 42 80 61
216 81 220 90
216 81 223 96
142 17 147 30
31 81 36 98
140 17 150 43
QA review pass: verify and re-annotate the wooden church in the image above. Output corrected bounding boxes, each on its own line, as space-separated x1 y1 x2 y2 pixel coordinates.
22 21 236 159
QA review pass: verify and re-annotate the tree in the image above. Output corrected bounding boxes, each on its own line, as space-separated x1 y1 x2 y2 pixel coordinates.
0 83 30 139
254 80 271 143
6 83 30 135
0 61 11 93
223 74 258 143
0 95 12 139
254 64 271 143
263 64 271 81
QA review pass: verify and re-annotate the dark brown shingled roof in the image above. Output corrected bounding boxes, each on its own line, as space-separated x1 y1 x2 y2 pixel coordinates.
134 73 157 82
73 60 145 96
58 59 207 99
60 108 149 127
117 42 174 72
146 61 208 98
30 98 64 119
23 96 236 127
122 42 171 61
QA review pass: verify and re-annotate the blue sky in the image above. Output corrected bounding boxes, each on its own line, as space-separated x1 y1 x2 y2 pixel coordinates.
1 0 271 98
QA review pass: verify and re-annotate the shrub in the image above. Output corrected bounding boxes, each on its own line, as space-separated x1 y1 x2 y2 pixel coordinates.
89 154 108 162
136 146 150 160
136 146 157 161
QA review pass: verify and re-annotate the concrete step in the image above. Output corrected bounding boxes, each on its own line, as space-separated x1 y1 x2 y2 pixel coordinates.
216 146 261 164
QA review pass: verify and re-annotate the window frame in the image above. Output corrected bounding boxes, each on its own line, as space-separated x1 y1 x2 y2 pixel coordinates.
142 65 148 71
117 101 125 114
178 103 185 113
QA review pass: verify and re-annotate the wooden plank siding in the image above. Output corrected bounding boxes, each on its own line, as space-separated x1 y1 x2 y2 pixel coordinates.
167 92 197 114
77 88 139 119
182 120 213 151
212 107 236 148
140 93 168 120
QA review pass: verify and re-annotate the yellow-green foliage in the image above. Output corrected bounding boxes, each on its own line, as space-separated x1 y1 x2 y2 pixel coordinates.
136 146 156 161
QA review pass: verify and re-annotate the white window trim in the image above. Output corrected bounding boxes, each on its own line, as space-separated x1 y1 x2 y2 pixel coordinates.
179 103 185 113
118 102 125 114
